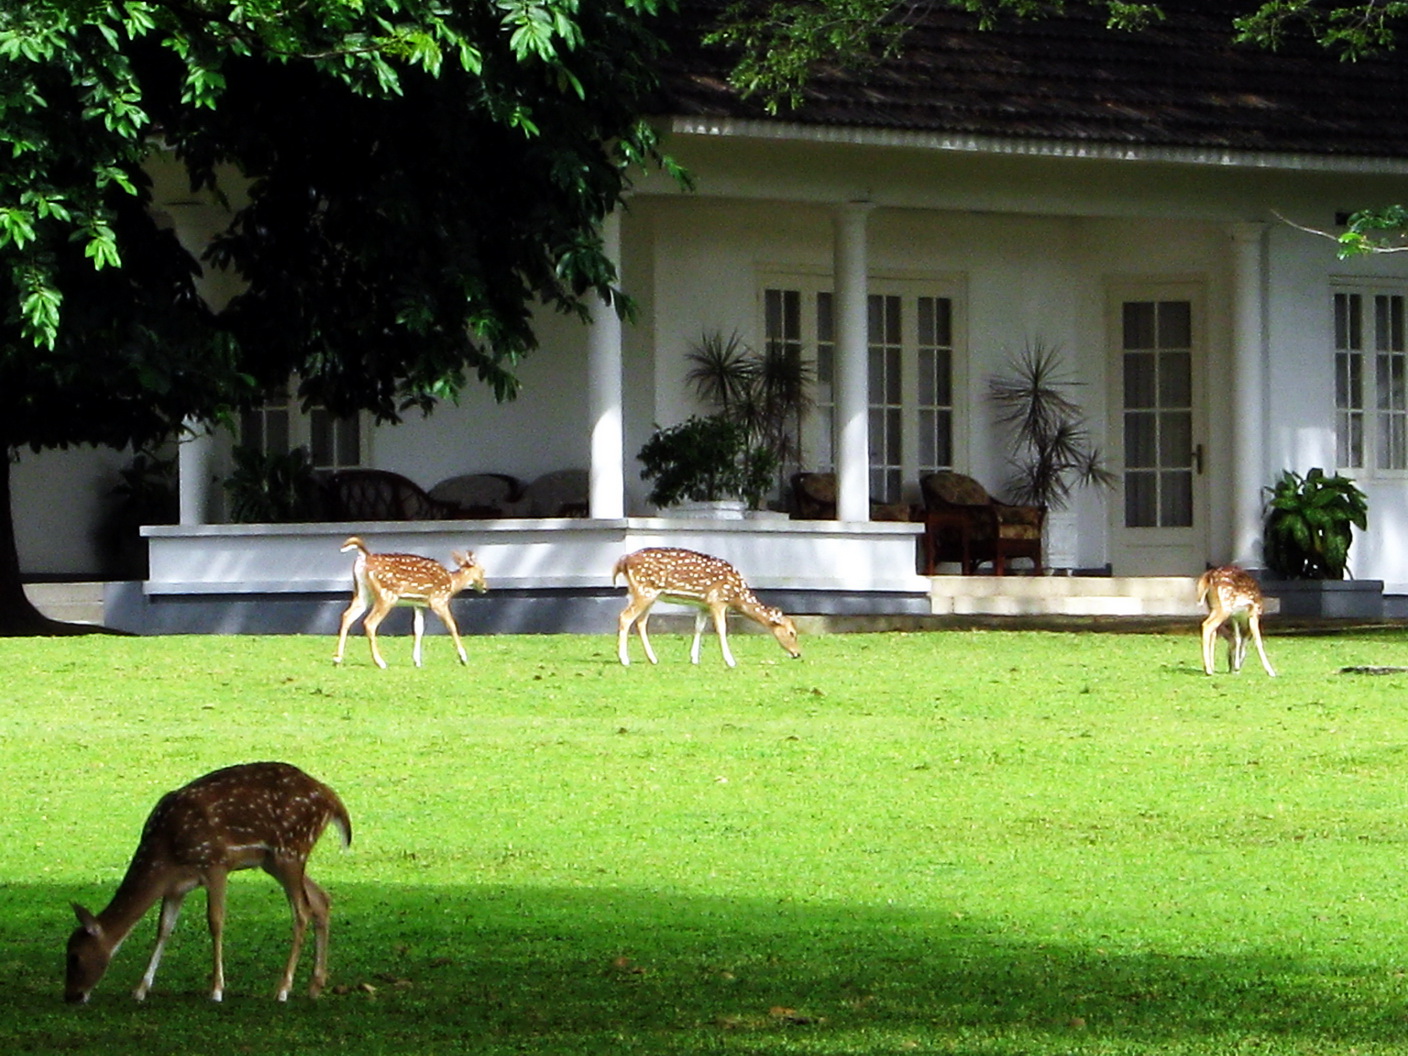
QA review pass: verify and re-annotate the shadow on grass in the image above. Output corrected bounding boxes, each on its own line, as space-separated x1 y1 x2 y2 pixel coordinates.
6 881 1405 1054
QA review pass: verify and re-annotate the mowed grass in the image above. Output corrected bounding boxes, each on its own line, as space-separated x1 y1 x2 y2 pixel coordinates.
4 623 1408 1054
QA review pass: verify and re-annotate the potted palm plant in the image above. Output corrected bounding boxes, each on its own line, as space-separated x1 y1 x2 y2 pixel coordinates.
988 340 1115 567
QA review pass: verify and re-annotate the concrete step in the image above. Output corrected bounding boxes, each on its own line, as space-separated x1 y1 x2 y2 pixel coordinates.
23 582 105 625
927 575 1278 618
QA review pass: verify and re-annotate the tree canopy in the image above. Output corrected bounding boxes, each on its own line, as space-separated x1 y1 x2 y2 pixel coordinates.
0 0 675 632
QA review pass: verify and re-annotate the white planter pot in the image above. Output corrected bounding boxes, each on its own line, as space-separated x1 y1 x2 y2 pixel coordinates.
670 499 747 520
1043 508 1078 570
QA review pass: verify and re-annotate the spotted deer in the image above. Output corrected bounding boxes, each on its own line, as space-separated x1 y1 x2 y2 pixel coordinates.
613 547 801 668
1197 565 1276 676
65 762 351 1004
333 536 487 668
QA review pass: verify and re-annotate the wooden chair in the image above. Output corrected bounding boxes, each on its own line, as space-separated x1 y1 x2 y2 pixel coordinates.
325 469 460 521
920 471 1044 575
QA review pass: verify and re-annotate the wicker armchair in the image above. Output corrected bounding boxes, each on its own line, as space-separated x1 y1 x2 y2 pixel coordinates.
920 471 1044 575
325 469 460 521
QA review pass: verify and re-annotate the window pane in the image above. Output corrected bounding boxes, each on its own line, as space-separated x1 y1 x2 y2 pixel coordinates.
1158 301 1192 349
1160 411 1192 468
816 292 834 344
1125 413 1156 468
1159 351 1192 407
1160 470 1193 527
1125 471 1156 527
1124 353 1156 409
1123 302 1156 349
310 408 332 466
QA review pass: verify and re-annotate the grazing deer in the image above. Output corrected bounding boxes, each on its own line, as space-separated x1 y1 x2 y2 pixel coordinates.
613 547 801 668
1197 565 1276 676
333 536 487 668
65 762 351 1004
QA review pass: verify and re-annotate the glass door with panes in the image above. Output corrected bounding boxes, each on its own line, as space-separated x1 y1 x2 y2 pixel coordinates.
1109 288 1207 574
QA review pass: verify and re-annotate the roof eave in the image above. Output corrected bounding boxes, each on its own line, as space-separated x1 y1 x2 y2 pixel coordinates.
667 114 1408 176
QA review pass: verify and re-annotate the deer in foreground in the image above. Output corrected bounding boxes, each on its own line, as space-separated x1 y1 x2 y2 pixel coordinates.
613 547 801 668
333 536 487 668
65 762 351 1004
1197 565 1276 676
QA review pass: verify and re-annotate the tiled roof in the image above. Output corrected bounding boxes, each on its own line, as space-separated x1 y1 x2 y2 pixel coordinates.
655 1 1408 159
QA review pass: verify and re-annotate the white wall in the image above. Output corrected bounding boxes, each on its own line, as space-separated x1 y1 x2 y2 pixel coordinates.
13 445 130 576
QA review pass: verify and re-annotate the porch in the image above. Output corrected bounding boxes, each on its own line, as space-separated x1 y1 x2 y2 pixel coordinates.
92 517 1248 636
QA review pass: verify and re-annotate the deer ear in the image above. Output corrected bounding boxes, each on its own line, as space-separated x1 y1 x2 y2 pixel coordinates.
72 904 101 936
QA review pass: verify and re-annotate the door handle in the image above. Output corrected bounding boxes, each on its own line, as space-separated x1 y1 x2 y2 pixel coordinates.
1193 444 1204 475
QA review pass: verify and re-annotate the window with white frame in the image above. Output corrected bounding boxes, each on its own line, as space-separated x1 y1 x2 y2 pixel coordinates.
1335 288 1408 474
240 385 363 471
763 275 960 504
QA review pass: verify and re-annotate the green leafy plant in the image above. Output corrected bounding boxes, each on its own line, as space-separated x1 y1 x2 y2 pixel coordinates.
684 329 814 506
637 414 777 510
988 340 1116 510
223 445 320 523
1263 468 1368 579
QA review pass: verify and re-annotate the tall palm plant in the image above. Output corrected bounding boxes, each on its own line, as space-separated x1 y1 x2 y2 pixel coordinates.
988 341 1115 510
685 330 814 502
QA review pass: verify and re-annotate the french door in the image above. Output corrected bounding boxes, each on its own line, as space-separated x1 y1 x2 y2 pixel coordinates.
1108 284 1208 574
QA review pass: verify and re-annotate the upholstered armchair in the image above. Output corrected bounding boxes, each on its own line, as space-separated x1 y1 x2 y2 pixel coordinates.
920 471 1044 575
791 471 838 519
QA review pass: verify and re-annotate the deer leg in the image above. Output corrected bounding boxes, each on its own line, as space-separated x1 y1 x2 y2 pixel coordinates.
618 595 655 666
1200 614 1220 675
272 863 312 1002
689 609 709 665
203 870 229 1002
711 605 736 668
134 891 188 1001
302 877 332 998
1249 613 1277 677
1230 620 1247 673
362 596 396 669
637 608 659 665
430 598 468 665
333 590 367 665
411 607 427 668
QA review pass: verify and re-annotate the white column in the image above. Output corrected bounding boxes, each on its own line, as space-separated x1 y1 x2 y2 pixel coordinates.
833 202 873 522
177 422 215 525
587 209 625 519
1229 222 1268 566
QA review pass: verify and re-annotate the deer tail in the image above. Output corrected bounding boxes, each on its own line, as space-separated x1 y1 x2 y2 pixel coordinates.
612 555 629 586
341 536 369 556
1195 569 1212 607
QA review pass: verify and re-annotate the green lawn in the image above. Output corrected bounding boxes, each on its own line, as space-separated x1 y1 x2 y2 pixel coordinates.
4 624 1408 1054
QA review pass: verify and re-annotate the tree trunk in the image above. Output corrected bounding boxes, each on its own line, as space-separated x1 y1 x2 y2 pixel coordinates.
0 453 99 636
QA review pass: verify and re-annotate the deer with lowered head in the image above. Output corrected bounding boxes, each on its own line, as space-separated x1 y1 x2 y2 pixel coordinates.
1197 565 1276 676
333 536 487 668
613 547 801 668
65 762 351 1004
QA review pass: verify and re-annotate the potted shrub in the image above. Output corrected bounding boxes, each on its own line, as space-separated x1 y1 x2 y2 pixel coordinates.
684 330 813 509
1262 468 1377 617
637 414 777 516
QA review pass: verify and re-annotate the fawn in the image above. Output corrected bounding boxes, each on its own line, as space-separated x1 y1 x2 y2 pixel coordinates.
1197 565 1276 676
613 547 801 667
65 762 351 1003
333 536 487 668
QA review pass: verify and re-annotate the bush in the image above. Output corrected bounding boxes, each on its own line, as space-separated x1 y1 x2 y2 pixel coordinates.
1263 468 1368 580
637 415 776 510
